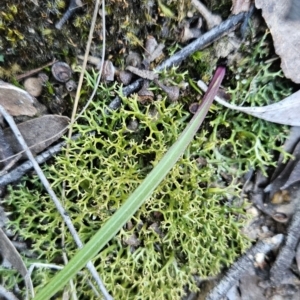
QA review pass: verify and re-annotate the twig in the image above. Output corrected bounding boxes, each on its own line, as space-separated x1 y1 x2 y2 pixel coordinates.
191 0 222 29
15 59 57 81
0 133 80 191
206 234 284 300
67 0 102 139
0 285 19 300
0 105 112 300
0 227 34 299
108 11 247 111
156 12 245 71
55 0 83 30
27 263 100 298
270 194 300 286
72 0 106 125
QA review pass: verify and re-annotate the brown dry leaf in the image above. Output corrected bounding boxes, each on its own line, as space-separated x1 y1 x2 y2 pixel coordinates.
286 0 300 20
0 81 37 116
125 66 158 81
0 227 33 296
3 115 69 158
255 0 300 83
198 80 300 126
0 227 27 277
231 0 251 15
147 43 165 63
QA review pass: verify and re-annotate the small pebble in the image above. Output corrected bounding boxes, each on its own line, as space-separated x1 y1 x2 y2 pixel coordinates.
24 77 43 97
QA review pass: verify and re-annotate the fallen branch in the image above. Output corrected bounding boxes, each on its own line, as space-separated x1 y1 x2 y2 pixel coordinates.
108 11 247 111
206 234 284 300
0 126 20 174
0 285 19 300
270 194 300 285
0 105 112 300
0 134 80 187
15 59 57 81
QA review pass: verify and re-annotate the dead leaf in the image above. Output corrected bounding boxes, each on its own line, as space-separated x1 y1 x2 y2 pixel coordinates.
255 0 300 83
0 81 37 116
197 80 300 126
125 66 158 81
3 115 69 158
0 227 27 277
0 127 15 169
0 227 33 297
147 44 165 63
285 0 300 20
231 0 251 15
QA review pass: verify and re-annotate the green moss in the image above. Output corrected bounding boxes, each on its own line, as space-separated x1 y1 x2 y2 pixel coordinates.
0 0 164 72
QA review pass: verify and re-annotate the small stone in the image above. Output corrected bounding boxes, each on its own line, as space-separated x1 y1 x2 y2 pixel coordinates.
51 61 72 83
24 77 43 97
123 234 140 247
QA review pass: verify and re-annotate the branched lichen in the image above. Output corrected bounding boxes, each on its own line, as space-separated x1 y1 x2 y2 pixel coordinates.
188 32 291 172
2 31 292 299
4 80 250 298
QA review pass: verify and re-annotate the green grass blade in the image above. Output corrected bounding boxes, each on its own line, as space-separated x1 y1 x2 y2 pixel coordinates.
34 66 225 300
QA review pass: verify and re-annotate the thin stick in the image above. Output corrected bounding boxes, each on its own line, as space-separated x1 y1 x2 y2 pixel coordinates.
270 196 300 285
15 59 57 81
61 1 110 297
206 234 284 300
72 0 106 123
67 0 105 139
0 105 112 299
0 136 79 186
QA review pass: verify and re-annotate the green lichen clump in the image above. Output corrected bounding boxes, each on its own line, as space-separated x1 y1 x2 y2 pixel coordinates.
5 83 250 298
188 32 291 172
3 32 292 298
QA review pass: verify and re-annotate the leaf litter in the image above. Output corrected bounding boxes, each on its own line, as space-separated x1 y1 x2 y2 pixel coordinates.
0 81 37 117
255 0 300 83
198 80 300 126
2 115 69 159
